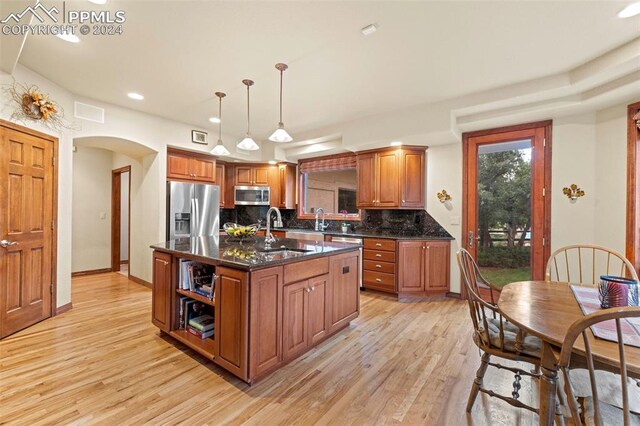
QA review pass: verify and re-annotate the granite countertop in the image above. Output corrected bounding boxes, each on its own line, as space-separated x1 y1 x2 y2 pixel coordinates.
151 236 360 271
276 228 455 241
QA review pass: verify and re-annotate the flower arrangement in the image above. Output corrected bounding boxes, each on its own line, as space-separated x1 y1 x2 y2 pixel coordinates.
7 81 73 131
562 184 585 202
340 210 350 233
437 190 452 203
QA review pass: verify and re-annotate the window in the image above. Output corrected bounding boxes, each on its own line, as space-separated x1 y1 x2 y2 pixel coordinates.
297 154 360 220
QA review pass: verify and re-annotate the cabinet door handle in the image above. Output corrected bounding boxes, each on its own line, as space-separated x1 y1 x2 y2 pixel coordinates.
402 199 405 204
311 286 315 291
375 278 382 282
375 264 382 268
305 287 311 293
375 254 382 257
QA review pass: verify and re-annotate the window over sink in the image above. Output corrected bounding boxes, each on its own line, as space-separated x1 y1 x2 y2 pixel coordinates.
297 154 361 221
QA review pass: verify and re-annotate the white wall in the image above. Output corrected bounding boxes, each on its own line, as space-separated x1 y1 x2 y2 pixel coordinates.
594 105 628 255
71 147 113 273
425 144 463 292
120 171 129 262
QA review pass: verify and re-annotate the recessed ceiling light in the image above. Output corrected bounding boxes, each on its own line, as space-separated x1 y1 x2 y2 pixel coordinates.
88 0 108 4
618 2 640 18
390 141 402 146
209 117 221 124
361 23 378 36
268 160 277 165
127 92 144 100
56 33 80 43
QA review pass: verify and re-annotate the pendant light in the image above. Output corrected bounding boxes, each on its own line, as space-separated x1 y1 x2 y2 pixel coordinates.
268 63 293 143
211 92 230 156
237 79 260 151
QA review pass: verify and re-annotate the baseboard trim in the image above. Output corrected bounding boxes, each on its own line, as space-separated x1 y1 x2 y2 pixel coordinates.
55 302 73 315
446 291 462 299
120 260 129 265
71 268 112 277
129 274 152 289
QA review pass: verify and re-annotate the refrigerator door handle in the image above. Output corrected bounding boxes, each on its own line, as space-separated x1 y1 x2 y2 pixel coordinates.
190 198 197 237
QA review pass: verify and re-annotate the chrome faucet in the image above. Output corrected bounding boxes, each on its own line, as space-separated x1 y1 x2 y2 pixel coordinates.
314 208 328 231
265 207 283 248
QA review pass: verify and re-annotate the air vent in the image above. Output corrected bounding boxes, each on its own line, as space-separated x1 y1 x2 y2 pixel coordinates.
74 102 105 123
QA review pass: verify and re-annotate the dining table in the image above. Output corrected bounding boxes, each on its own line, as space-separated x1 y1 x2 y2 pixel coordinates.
498 280 640 426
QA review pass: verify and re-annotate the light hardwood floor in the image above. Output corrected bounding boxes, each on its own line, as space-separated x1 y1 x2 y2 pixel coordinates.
0 273 540 425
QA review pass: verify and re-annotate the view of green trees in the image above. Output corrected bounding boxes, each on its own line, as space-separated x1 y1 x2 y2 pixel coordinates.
477 149 532 287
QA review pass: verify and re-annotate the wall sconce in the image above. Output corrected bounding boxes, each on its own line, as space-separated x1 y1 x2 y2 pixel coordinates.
562 184 585 203
437 190 453 210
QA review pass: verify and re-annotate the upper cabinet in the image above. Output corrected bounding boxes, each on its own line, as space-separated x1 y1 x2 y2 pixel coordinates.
167 148 216 184
235 165 270 186
356 147 425 209
273 164 296 209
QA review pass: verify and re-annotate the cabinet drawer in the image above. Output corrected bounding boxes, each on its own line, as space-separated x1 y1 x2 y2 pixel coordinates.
363 271 395 292
363 260 395 274
363 238 395 252
364 249 395 263
284 257 329 284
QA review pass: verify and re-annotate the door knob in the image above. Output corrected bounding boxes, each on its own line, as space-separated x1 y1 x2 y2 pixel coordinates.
0 240 19 248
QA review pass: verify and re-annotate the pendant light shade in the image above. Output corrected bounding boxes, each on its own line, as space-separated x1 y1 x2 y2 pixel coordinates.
237 79 260 151
269 63 293 143
211 92 230 156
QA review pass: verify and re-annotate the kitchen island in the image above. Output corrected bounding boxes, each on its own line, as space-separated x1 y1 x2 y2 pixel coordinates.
150 236 361 384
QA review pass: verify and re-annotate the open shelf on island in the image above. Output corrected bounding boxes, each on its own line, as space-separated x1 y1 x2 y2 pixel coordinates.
176 289 215 307
169 329 215 360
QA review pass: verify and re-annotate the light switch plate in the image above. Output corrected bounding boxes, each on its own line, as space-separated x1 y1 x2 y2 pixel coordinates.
450 215 460 225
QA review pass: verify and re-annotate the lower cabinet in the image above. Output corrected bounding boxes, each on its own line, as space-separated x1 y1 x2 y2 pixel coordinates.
249 266 283 378
214 266 249 381
151 251 172 332
329 252 360 332
397 240 451 294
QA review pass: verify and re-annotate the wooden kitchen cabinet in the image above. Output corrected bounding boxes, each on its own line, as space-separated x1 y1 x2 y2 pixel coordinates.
329 252 360 332
273 164 296 209
308 274 330 345
214 266 249 381
216 163 225 207
397 240 450 295
282 279 310 361
249 266 284 378
167 148 216 183
151 251 172 332
235 165 270 186
356 146 425 209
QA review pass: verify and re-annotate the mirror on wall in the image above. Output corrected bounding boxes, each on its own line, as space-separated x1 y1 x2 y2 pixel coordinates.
298 154 360 220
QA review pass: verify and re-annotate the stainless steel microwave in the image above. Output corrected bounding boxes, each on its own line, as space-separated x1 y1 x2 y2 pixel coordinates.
234 186 270 205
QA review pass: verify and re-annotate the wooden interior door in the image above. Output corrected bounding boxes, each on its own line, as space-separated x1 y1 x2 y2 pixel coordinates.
462 121 551 290
0 124 56 338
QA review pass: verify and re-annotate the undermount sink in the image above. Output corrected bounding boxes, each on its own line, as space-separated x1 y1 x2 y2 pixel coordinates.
258 247 312 254
257 247 311 259
285 230 324 241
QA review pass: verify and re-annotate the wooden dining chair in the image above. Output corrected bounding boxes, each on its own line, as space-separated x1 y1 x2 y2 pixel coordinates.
557 306 640 426
545 245 639 285
457 249 542 414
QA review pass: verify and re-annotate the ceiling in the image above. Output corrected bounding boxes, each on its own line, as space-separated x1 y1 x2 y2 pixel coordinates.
14 1 640 144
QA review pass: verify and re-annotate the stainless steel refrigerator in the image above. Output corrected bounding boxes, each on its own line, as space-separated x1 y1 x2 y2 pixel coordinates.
167 182 220 240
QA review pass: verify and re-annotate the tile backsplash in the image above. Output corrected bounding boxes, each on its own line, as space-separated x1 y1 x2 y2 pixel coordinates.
221 206 451 238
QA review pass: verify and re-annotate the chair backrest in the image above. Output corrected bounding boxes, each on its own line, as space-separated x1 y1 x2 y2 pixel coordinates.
546 245 639 285
558 306 640 426
457 249 501 347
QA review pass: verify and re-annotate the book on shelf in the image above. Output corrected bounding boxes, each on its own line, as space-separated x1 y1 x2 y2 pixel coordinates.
188 264 215 292
179 259 193 290
183 299 207 329
187 325 214 339
188 314 214 332
178 296 189 328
